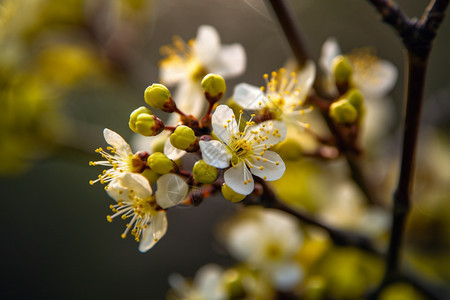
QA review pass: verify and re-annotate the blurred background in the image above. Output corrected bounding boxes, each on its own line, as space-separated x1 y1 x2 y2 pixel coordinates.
1 0 449 298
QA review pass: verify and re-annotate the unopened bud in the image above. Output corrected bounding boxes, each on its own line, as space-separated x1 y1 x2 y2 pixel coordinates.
193 159 218 184
332 55 353 85
129 106 165 136
223 269 245 299
141 168 160 184
274 139 303 161
345 88 364 114
222 183 246 203
147 152 177 174
170 125 199 151
201 73 226 102
329 99 358 124
144 83 175 112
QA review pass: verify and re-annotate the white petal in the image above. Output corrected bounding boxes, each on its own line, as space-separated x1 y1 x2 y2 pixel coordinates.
233 83 265 110
212 105 238 143
227 220 261 261
293 60 316 103
106 178 127 202
172 80 206 119
353 59 398 98
208 44 247 78
103 128 132 156
155 174 189 209
271 262 304 291
194 25 221 66
249 120 287 146
199 140 231 169
164 138 186 161
194 264 226 299
249 150 285 181
319 37 341 74
224 161 254 195
159 59 189 85
118 172 153 199
139 211 168 252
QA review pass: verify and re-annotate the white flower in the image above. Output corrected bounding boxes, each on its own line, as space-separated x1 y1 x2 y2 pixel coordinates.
159 25 246 119
199 105 286 195
233 61 316 130
168 264 227 300
89 128 134 186
319 37 397 99
225 207 304 291
106 172 188 252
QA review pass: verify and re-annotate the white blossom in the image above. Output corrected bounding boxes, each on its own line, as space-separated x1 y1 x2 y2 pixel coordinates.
106 172 188 252
160 25 246 119
233 61 316 130
199 105 286 195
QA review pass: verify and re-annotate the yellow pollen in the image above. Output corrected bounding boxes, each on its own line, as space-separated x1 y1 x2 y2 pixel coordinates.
107 215 113 222
259 166 264 170
264 176 267 180
121 233 127 239
276 161 280 165
89 180 94 185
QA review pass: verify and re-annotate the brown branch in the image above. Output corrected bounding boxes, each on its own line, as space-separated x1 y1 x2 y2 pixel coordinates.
364 0 450 298
266 0 381 206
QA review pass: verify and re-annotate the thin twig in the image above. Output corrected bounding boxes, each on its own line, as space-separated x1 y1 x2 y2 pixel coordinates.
364 0 450 298
266 0 381 206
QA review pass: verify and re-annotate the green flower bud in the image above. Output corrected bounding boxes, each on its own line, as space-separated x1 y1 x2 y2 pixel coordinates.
144 83 175 112
201 73 226 102
329 99 358 124
193 159 218 184
129 106 165 136
141 168 160 184
345 88 364 114
332 55 353 84
223 269 245 299
274 139 303 161
170 125 198 151
147 152 177 174
222 183 246 203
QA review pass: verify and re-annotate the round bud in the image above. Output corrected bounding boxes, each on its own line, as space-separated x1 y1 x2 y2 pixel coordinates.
147 152 177 174
193 159 218 184
345 88 364 114
329 99 358 124
144 83 175 112
274 139 303 161
141 168 160 184
221 183 246 203
332 55 353 84
170 125 197 151
129 106 164 136
201 73 226 102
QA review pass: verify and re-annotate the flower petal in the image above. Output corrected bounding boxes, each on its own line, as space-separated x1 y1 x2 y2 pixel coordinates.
199 140 231 168
106 178 128 202
293 60 316 103
193 25 221 66
118 172 153 199
172 80 206 119
249 120 287 147
224 161 254 195
319 37 341 74
155 174 189 209
164 138 186 161
271 262 304 291
353 59 398 99
103 128 132 156
209 44 246 78
212 105 238 143
249 150 285 181
159 58 189 85
233 83 265 110
139 211 168 252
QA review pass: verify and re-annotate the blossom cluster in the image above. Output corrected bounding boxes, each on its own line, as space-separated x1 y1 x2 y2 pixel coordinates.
89 24 398 298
